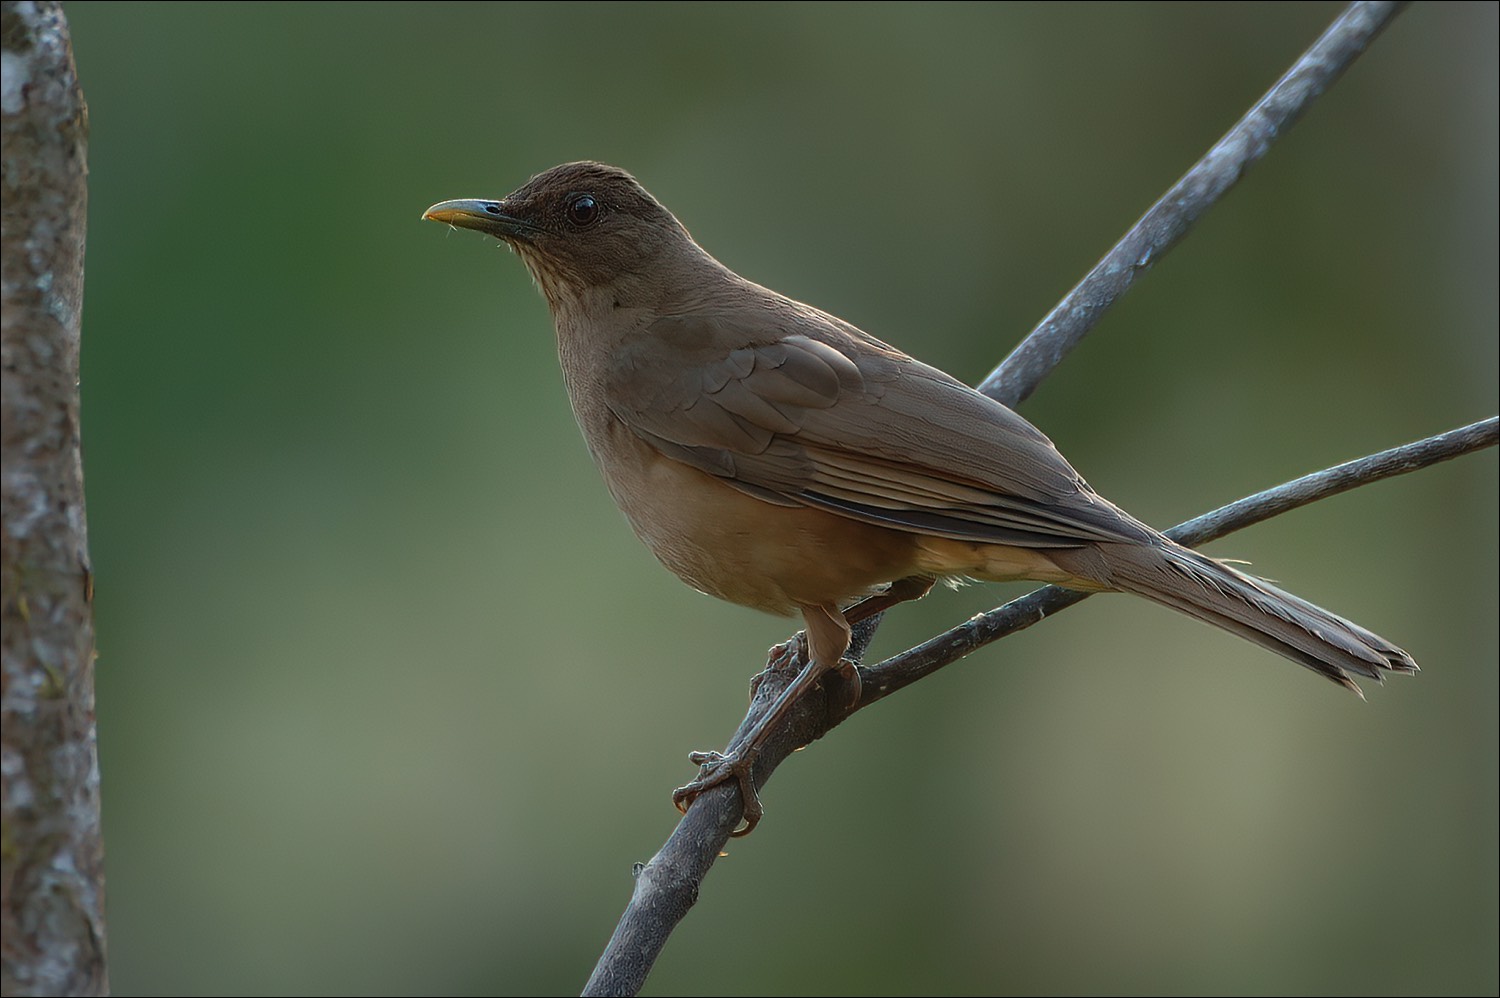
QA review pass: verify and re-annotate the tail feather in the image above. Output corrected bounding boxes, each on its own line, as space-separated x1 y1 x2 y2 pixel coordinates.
1054 540 1419 694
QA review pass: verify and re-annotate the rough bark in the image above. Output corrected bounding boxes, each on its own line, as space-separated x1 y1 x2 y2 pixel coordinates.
1 2 105 994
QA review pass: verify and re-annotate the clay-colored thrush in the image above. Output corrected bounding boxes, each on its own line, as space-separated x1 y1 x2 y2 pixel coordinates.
424 162 1416 833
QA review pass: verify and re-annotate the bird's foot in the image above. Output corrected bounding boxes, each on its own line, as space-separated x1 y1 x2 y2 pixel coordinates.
760 636 858 706
832 657 862 713
677 632 858 836
673 747 763 836
766 632 806 672
752 632 807 699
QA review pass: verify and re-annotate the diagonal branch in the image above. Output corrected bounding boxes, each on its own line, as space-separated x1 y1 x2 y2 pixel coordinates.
978 0 1408 409
582 3 1428 995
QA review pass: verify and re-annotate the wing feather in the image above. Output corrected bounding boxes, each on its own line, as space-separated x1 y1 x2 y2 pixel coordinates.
604 312 1151 548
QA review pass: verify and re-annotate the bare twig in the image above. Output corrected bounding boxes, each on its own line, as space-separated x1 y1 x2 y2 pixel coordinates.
582 3 1435 995
977 0 1407 409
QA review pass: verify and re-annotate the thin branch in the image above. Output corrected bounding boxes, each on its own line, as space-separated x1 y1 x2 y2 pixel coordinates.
583 3 1422 995
978 0 1407 409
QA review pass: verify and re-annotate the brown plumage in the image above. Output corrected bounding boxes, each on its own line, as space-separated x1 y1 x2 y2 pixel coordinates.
424 161 1416 833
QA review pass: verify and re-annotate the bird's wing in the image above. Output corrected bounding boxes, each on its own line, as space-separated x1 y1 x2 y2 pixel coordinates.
604 312 1149 548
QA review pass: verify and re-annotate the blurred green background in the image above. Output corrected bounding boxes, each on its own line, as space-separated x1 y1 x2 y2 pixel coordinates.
65 3 1495 995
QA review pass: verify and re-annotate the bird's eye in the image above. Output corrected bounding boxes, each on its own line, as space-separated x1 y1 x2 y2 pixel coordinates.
567 194 600 227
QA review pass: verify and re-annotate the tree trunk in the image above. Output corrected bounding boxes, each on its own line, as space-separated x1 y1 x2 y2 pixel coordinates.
1 2 106 994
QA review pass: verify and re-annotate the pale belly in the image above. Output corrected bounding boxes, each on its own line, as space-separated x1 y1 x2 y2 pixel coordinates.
582 414 1083 614
591 421 924 615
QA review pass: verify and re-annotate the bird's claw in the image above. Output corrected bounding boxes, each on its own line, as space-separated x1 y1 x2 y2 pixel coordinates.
833 657 863 712
751 632 807 699
766 632 806 672
672 747 764 837
678 648 857 837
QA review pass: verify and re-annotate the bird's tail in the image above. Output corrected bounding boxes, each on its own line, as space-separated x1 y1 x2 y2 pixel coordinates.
1048 539 1419 694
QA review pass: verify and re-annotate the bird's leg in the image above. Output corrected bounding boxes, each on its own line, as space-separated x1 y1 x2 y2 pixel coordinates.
803 601 859 708
673 603 852 836
826 575 939 710
760 576 933 695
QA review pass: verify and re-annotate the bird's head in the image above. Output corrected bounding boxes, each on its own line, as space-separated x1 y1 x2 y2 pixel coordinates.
424 161 701 311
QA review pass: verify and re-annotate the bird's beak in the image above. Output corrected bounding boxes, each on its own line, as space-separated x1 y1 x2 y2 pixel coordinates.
422 198 538 241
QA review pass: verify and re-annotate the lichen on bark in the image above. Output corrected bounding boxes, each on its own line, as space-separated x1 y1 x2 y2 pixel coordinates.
1 1 107 994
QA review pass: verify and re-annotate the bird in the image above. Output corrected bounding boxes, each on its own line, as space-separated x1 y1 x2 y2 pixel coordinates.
423 161 1417 834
